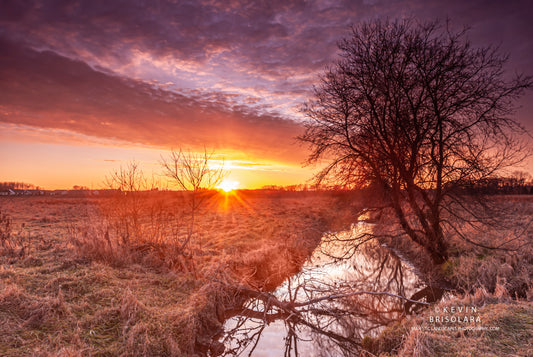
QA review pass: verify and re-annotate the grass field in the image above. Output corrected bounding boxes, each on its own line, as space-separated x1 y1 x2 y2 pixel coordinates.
1 193 532 356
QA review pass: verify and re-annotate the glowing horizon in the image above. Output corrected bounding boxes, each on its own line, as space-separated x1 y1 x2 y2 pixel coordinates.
0 124 314 190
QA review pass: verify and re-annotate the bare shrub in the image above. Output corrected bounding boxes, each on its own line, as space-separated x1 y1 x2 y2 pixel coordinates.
103 161 157 245
69 208 188 271
69 222 136 268
0 208 13 251
70 161 192 270
71 149 228 272
161 148 227 252
0 208 32 258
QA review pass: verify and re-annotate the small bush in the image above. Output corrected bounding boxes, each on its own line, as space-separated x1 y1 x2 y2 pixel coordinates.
0 209 31 258
0 209 13 249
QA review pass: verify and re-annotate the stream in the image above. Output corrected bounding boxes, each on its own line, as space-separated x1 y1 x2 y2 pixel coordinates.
218 222 443 356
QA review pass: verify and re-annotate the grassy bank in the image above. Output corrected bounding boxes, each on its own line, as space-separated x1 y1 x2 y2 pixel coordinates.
364 195 533 356
364 292 533 356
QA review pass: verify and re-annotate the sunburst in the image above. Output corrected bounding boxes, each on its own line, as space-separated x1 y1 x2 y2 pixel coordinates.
217 180 239 193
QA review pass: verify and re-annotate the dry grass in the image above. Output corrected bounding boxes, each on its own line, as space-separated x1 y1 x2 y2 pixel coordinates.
0 191 347 356
440 196 533 298
3 193 531 355
363 290 533 356
402 294 533 356
364 195 533 357
0 260 205 356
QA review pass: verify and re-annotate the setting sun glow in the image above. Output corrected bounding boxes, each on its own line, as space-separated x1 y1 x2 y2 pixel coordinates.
217 180 240 192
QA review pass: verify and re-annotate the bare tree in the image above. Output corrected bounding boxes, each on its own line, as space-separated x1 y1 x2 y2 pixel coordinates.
105 161 151 193
161 148 227 250
300 19 532 264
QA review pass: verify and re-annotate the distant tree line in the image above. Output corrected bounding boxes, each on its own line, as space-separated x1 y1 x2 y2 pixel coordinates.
454 173 533 195
0 182 40 190
72 185 90 190
260 184 313 191
262 177 533 195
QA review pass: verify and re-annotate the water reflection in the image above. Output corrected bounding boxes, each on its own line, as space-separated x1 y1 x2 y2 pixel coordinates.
219 223 436 356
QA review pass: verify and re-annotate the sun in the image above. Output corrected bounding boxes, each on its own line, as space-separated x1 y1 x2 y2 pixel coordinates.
217 180 239 193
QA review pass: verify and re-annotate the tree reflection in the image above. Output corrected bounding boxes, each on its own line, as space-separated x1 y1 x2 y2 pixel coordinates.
218 226 441 356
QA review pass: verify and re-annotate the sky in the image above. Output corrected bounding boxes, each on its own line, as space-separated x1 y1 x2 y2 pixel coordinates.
1 0 532 189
